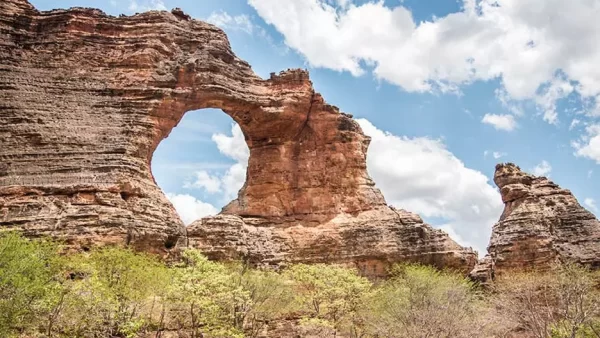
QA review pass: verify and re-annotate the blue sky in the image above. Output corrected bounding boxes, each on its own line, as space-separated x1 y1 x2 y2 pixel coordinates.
31 0 600 255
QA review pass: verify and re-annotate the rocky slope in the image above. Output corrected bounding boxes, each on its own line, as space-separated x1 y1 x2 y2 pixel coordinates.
471 163 600 282
0 0 475 274
188 209 476 276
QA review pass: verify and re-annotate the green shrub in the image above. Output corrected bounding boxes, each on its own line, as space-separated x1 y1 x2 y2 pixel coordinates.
2 233 598 338
363 264 492 338
228 263 295 337
495 263 600 338
285 263 372 337
52 246 171 337
169 249 244 338
0 231 63 336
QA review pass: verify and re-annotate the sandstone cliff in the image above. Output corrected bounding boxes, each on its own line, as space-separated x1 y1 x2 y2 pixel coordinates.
471 163 600 282
0 0 475 274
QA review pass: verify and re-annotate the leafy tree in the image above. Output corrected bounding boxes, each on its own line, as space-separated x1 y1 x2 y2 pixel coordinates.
84 246 171 336
363 264 493 338
285 264 372 337
495 263 600 338
0 231 63 336
45 246 171 337
228 263 294 337
170 249 244 338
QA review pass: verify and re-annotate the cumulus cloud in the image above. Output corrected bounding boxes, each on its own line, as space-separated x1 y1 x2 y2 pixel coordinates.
531 160 552 177
185 171 222 193
166 193 219 225
166 124 249 224
212 124 250 200
584 198 598 213
573 124 600 164
184 124 249 201
482 114 517 131
357 119 503 255
534 75 574 124
249 0 600 123
212 124 250 164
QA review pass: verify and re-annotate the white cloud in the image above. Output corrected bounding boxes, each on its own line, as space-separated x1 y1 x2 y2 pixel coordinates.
534 75 574 124
495 88 524 116
574 124 600 164
484 150 507 159
588 170 594 178
570 118 581 130
357 119 503 255
212 124 250 163
587 97 600 117
184 124 249 201
166 193 219 225
493 151 506 159
249 0 600 123
220 163 247 200
584 198 598 213
127 0 166 12
481 114 517 131
207 11 256 34
185 171 222 193
212 124 250 200
531 160 552 177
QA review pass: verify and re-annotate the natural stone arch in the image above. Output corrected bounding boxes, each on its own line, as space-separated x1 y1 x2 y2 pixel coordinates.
0 0 383 249
0 0 477 275
151 69 385 222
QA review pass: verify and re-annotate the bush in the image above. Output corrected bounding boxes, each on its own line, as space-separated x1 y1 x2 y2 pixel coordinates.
363 264 499 338
285 263 372 337
54 247 172 337
0 231 63 336
2 233 599 338
228 263 295 337
169 249 244 338
494 263 600 338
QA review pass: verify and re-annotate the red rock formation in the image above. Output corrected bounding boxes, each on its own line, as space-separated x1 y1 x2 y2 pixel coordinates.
0 0 475 273
471 163 600 282
189 209 476 276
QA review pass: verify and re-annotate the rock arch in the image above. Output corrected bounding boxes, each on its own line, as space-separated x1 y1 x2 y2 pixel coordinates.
0 0 476 275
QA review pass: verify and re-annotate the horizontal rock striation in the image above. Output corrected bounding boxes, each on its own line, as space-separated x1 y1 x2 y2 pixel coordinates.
0 0 475 273
188 208 477 276
471 163 600 282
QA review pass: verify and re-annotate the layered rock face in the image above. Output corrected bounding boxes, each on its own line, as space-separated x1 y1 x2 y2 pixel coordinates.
0 0 475 273
472 163 600 281
189 209 476 276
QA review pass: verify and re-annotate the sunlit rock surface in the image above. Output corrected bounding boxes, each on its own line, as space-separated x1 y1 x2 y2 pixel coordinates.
471 163 600 282
0 0 475 274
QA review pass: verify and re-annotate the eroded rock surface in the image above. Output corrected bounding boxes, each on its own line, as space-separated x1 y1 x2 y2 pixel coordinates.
0 0 475 273
472 163 600 281
189 208 477 276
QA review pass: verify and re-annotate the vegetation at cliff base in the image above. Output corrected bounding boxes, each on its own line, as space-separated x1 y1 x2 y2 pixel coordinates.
1 232 599 338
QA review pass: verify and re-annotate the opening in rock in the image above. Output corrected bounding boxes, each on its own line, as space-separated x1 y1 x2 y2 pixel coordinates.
152 108 250 226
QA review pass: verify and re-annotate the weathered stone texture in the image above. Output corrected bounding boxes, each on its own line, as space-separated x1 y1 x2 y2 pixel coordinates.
472 163 600 281
0 0 475 273
188 207 477 276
